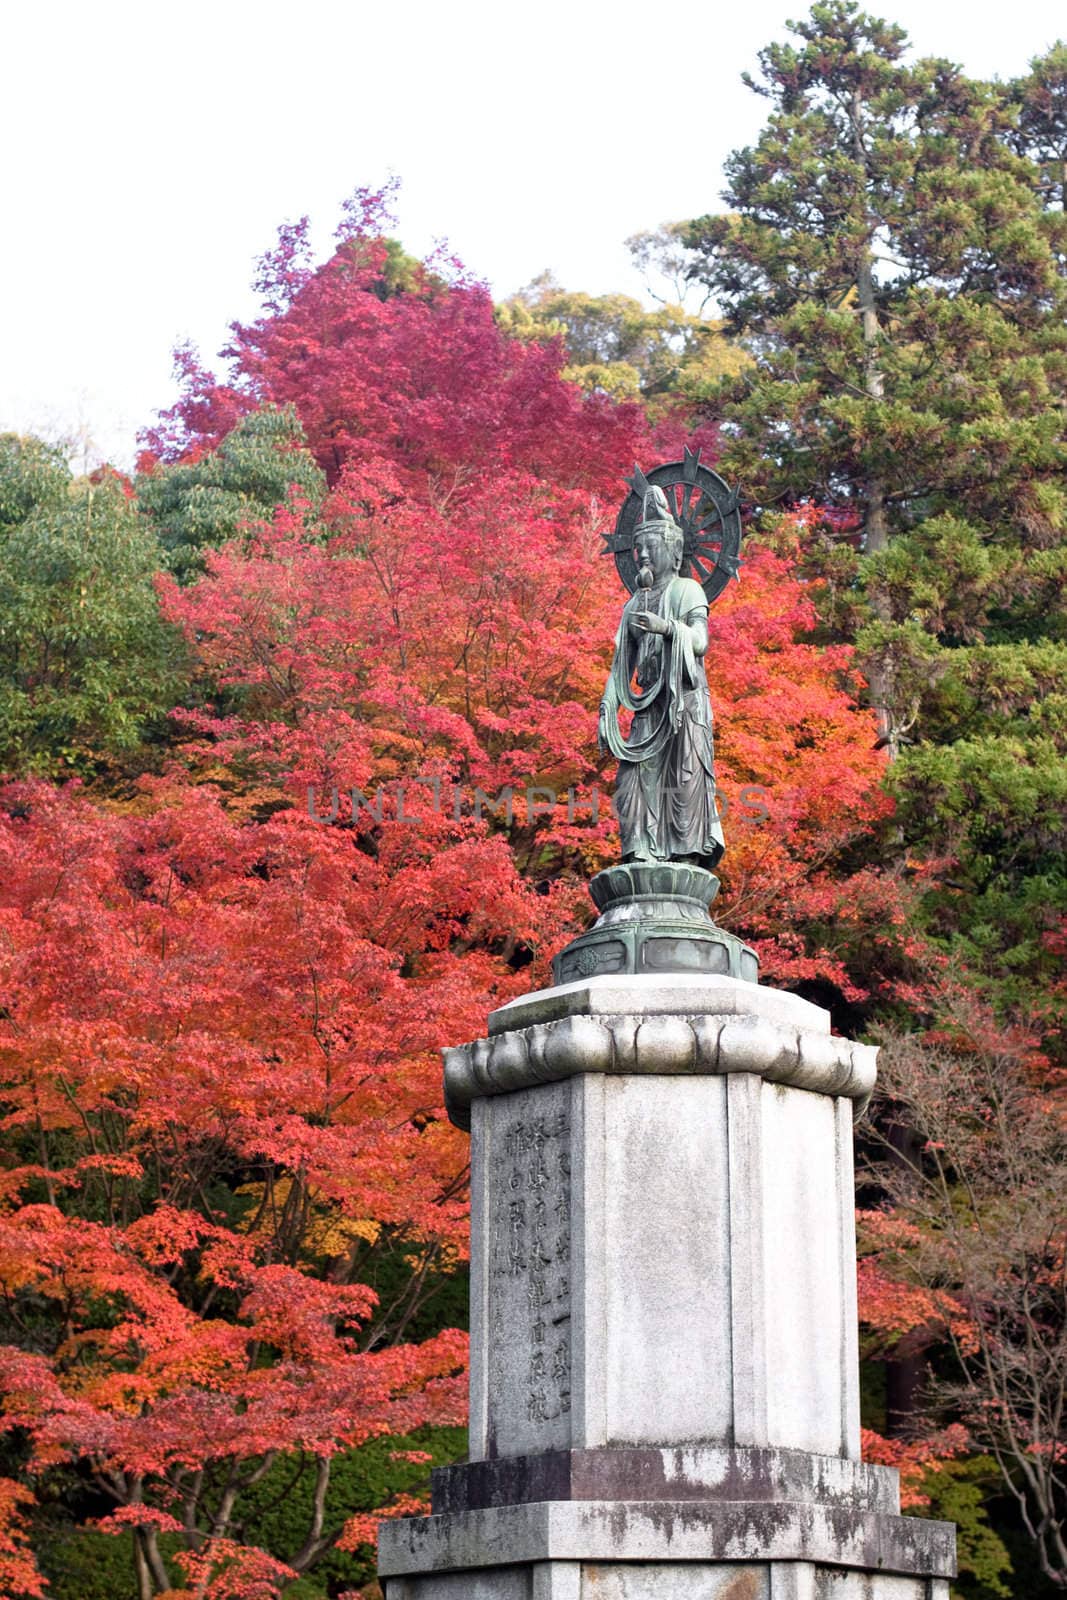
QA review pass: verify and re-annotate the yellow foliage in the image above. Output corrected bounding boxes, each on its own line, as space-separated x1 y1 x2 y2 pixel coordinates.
235 1177 380 1258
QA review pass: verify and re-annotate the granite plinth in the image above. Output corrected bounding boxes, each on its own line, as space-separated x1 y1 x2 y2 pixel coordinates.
444 975 877 1131
378 1498 955 1580
384 1566 951 1599
467 1072 861 1463
382 971 955 1598
432 1446 901 1516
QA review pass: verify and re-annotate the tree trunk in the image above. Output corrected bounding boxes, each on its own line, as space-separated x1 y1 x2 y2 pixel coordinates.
885 1347 926 1437
143 1527 171 1594
851 90 895 753
133 1533 153 1600
290 1455 333 1571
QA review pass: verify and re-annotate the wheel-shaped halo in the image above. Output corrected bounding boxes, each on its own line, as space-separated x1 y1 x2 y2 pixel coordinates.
603 447 743 603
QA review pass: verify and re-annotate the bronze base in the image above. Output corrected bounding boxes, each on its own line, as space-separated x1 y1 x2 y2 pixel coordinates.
552 861 759 986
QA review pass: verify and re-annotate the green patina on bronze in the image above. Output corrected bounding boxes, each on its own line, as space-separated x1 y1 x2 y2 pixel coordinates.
553 455 756 986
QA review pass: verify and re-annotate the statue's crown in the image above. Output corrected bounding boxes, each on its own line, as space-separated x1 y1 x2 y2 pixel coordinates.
637 484 677 531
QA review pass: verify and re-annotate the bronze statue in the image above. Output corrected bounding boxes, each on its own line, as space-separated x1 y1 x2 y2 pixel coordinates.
598 452 742 871
552 451 753 985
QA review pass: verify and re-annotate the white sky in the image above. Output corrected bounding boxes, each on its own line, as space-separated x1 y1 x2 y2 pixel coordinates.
1 0 1061 468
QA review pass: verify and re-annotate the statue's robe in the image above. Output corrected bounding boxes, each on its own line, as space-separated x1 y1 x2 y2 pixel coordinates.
601 573 724 869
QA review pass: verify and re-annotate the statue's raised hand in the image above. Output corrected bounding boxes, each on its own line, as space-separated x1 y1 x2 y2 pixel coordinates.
630 611 670 637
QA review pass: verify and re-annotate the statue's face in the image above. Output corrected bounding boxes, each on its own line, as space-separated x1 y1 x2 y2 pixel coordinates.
636 526 675 581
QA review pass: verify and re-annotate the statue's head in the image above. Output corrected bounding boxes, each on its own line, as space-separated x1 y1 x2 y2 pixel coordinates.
636 485 684 574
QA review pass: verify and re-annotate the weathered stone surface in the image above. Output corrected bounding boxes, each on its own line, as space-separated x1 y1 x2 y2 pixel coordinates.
445 976 877 1130
386 971 954 1600
769 1570 949 1600
383 1563 951 1599
384 1568 531 1599
581 1569 768 1600
488 976 822 1035
377 1499 955 1578
762 1087 855 1458
469 1072 861 1462
471 1081 573 1459
432 1446 900 1517
810 1576 949 1600
600 1073 733 1446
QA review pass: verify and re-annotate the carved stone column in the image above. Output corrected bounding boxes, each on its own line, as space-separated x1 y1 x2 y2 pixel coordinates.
378 973 956 1599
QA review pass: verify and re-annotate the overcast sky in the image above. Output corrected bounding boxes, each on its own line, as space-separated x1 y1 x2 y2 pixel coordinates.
1 0 1061 467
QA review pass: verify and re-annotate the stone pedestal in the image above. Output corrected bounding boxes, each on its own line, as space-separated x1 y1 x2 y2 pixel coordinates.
378 974 955 1598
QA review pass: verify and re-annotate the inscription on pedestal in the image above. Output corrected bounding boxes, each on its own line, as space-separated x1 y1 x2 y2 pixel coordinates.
486 1081 573 1453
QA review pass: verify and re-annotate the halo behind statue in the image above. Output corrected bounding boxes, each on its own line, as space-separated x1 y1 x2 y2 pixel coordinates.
603 447 743 603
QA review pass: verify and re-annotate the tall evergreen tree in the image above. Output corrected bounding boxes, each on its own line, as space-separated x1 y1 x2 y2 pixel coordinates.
1011 41 1067 219
681 1 1067 1055
684 0 1065 725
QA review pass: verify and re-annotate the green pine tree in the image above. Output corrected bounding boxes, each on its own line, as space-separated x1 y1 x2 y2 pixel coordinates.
681 0 1067 1053
1010 41 1067 220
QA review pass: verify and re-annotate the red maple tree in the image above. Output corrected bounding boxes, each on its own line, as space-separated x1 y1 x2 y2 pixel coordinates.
0 197 935 1597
